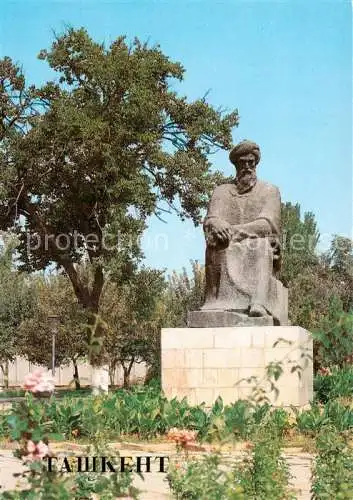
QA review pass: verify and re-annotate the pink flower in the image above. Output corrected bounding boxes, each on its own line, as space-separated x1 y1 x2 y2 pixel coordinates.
166 428 198 447
25 440 50 462
26 440 36 454
23 370 54 394
318 367 331 376
174 461 187 471
36 441 49 458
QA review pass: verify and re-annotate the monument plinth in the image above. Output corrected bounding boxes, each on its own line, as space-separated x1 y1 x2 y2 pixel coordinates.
162 326 313 407
161 140 313 407
187 310 274 327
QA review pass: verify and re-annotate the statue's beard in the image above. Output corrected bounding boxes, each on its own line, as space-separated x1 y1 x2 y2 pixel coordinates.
235 171 257 193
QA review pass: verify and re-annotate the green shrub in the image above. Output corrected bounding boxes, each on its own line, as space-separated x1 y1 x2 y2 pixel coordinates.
0 384 350 443
167 453 245 499
312 301 353 369
314 366 353 403
295 400 353 434
168 422 294 500
238 424 294 500
0 410 9 437
311 428 353 499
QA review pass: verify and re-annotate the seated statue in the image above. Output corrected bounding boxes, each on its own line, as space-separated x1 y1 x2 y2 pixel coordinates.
190 140 288 327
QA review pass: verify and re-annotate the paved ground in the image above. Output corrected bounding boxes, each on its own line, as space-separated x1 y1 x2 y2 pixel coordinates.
286 452 312 500
0 444 312 499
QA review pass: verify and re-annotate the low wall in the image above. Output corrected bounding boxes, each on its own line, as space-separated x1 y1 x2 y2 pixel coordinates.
0 357 148 388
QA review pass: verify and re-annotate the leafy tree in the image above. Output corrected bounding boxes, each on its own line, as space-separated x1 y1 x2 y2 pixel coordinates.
19 274 87 389
280 202 320 287
162 260 205 327
288 261 341 331
0 28 237 365
0 57 41 141
312 296 353 369
101 268 166 387
286 231 353 369
324 235 353 311
0 235 34 388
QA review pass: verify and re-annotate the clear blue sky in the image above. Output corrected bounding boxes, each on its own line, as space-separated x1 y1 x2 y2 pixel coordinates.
1 0 352 274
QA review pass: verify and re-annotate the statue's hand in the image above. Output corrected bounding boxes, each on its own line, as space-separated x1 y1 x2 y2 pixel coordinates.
205 219 232 247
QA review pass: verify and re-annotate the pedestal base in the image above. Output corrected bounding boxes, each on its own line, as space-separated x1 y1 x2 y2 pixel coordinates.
188 310 274 327
161 326 313 407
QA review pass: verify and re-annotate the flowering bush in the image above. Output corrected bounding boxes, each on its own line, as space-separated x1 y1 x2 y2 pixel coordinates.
25 440 50 462
23 369 55 395
166 428 198 449
2 373 138 499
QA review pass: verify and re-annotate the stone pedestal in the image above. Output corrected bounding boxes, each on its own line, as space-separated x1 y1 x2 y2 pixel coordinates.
161 326 313 407
188 310 274 327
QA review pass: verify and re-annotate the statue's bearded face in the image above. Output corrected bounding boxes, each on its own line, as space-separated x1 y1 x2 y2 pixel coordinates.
235 153 257 192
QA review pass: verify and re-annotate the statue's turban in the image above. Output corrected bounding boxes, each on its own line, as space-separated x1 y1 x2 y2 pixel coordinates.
229 140 261 166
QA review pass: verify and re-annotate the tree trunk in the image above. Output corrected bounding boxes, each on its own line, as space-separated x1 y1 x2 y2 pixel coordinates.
1 362 9 390
122 359 135 389
0 362 9 391
91 364 110 396
72 359 81 390
63 261 108 394
109 361 117 388
4 362 9 390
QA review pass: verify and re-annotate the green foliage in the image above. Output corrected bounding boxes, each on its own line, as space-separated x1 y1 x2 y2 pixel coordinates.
0 473 73 500
0 28 237 324
7 393 58 444
0 56 40 142
0 410 10 437
326 235 353 311
311 428 353 499
168 421 293 500
287 261 343 333
162 261 205 327
167 453 245 499
45 397 85 437
69 438 140 499
294 400 353 434
2 394 138 500
312 297 353 368
279 204 351 366
101 267 166 386
238 424 294 500
0 237 35 385
280 202 319 287
314 366 353 403
72 469 139 500
7 383 353 443
19 274 87 374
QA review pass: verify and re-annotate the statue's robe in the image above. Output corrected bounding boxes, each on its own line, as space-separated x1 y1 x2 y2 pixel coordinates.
202 180 288 325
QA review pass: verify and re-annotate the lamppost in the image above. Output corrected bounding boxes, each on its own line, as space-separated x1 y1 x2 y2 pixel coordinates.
48 315 60 378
